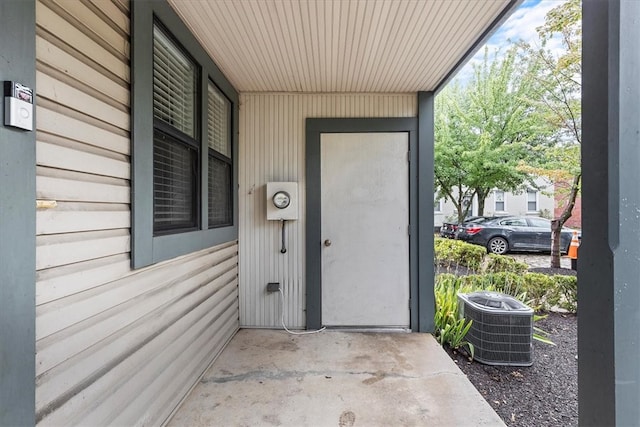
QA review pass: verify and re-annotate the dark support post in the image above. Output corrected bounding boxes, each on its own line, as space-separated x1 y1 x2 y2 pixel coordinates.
417 92 435 332
0 1 36 426
580 1 640 425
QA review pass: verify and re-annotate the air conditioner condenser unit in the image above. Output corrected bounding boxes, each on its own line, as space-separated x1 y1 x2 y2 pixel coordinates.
458 291 534 366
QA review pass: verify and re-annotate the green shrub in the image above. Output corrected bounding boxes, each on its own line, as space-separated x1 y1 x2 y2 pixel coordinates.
484 254 529 274
434 273 556 352
457 274 494 293
434 274 474 357
433 237 580 315
522 273 554 311
546 275 578 312
435 273 458 289
488 272 528 300
456 272 526 298
454 271 578 314
434 238 486 272
456 274 480 288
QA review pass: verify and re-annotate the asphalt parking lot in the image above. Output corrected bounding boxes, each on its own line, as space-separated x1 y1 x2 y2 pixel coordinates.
509 253 571 269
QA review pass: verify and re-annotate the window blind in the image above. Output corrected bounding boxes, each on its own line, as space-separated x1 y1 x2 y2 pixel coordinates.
153 25 196 138
208 155 232 227
153 132 197 231
207 82 232 227
207 83 231 156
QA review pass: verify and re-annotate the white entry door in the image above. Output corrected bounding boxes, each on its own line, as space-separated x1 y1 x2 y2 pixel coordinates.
321 132 410 327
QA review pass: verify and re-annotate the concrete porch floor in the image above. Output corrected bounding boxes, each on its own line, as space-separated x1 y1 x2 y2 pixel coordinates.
168 329 504 427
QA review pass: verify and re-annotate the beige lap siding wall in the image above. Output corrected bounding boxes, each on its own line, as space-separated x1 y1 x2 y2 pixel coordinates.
35 1 239 424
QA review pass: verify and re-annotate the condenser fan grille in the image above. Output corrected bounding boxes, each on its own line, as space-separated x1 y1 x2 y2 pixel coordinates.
458 292 534 366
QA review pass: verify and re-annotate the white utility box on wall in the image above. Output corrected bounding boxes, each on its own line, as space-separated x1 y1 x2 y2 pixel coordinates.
266 182 299 220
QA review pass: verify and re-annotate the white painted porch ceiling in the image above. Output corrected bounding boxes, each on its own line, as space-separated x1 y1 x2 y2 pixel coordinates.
169 0 512 93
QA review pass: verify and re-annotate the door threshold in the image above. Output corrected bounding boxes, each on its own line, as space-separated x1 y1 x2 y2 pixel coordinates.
324 326 411 333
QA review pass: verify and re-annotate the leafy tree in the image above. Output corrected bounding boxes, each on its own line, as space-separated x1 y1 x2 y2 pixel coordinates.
520 0 581 268
435 46 550 223
434 81 477 222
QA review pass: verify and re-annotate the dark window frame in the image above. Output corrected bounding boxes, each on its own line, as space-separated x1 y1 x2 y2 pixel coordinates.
207 80 233 229
152 21 201 235
132 1 239 269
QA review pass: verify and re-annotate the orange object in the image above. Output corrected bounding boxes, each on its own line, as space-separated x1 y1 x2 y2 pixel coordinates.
568 231 580 260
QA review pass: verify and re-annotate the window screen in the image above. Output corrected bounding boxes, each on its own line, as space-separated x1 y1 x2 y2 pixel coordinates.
207 82 232 228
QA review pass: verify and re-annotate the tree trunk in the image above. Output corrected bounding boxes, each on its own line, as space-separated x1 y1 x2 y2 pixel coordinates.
457 201 465 224
455 190 474 223
477 194 486 216
475 188 490 216
550 219 562 268
550 173 582 268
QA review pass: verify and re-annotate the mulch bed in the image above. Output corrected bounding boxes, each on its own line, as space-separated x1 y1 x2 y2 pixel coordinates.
448 312 577 426
443 264 578 426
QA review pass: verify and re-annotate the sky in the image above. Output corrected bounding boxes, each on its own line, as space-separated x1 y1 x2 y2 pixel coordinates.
453 0 565 83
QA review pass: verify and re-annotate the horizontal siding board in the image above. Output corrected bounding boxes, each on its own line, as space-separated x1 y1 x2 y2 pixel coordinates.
36 252 237 344
36 1 129 82
87 0 130 35
37 130 129 163
37 208 130 235
121 313 238 426
35 1 240 425
36 251 237 379
36 229 130 270
36 71 129 129
37 106 130 155
43 307 237 426
36 36 129 106
35 240 236 307
36 174 129 204
147 315 238 426
50 0 129 57
82 291 238 426
36 243 237 340
36 254 131 305
36 272 238 423
36 141 129 180
112 0 129 14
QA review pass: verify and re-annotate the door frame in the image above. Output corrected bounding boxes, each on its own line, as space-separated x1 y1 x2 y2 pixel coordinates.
320 132 411 327
306 117 433 331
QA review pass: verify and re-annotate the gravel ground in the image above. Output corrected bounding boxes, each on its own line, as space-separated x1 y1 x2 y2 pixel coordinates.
442 253 578 427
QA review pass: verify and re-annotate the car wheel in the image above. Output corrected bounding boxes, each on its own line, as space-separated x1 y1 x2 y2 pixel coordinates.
488 237 509 255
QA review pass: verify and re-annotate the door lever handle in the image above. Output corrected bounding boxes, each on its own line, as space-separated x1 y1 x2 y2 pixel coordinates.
324 239 332 247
